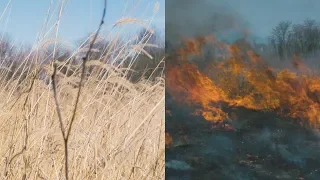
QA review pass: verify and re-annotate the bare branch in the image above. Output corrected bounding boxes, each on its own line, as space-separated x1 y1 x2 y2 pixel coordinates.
51 63 66 139
67 0 107 140
51 1 107 179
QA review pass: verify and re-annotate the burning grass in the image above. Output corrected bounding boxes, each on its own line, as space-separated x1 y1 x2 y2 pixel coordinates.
167 36 320 127
166 36 320 179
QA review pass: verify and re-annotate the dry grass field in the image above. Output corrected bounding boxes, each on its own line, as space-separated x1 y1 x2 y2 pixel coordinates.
0 1 165 179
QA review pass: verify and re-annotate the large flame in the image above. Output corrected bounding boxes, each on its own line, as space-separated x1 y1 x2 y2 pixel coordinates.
167 36 320 126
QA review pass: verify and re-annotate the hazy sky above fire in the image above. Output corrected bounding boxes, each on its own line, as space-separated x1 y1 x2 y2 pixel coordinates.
166 0 320 45
222 0 320 40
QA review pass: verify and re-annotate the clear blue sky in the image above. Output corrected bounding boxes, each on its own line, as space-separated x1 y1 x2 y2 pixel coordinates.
0 0 164 45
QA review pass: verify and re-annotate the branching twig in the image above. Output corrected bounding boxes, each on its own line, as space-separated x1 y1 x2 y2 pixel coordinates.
67 0 107 140
6 72 38 178
51 1 107 179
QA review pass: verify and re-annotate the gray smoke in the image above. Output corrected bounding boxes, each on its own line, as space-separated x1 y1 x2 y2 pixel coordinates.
166 0 250 50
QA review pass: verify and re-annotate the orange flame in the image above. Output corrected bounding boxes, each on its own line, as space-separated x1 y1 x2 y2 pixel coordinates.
165 132 173 147
167 36 320 126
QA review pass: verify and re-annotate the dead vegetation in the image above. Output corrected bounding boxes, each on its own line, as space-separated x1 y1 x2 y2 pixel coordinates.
0 0 164 179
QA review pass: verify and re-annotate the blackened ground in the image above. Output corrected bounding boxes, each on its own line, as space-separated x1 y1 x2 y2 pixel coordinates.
165 93 320 180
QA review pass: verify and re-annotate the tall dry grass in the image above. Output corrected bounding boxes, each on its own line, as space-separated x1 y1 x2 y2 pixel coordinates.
0 1 164 179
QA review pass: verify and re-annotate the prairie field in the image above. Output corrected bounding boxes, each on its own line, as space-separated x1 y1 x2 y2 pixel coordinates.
0 1 165 179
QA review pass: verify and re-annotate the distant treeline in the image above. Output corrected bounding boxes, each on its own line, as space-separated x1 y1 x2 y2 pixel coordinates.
0 28 164 83
268 19 320 60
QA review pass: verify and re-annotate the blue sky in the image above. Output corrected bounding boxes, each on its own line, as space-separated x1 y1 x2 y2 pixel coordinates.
0 0 164 45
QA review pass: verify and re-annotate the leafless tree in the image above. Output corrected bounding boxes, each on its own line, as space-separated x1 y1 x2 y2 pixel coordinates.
0 35 15 64
269 19 320 59
124 27 164 82
269 21 292 60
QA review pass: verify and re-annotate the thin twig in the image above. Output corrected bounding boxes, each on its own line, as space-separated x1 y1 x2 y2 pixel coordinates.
52 64 66 139
7 72 38 178
67 0 107 140
51 1 107 179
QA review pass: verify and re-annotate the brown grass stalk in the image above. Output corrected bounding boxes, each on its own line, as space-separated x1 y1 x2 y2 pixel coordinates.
51 1 107 179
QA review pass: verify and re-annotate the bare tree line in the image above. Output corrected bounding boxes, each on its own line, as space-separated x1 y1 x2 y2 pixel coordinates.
269 19 320 60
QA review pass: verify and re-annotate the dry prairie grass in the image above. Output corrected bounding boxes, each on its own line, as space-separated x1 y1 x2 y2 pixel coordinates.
0 55 164 180
0 1 165 179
